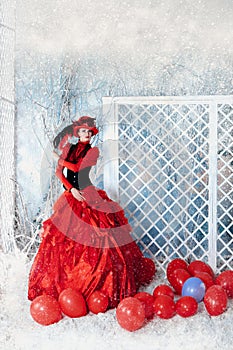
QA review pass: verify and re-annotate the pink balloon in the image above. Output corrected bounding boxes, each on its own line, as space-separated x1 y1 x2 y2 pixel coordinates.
116 297 145 331
153 295 176 319
87 291 109 314
188 260 215 278
215 270 233 298
176 296 198 318
166 259 188 280
134 292 154 319
30 295 62 325
204 285 228 316
59 288 87 318
136 258 156 285
194 271 214 290
168 268 191 295
153 284 174 300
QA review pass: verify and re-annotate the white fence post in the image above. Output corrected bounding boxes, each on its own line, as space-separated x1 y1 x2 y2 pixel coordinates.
208 101 218 270
102 97 119 202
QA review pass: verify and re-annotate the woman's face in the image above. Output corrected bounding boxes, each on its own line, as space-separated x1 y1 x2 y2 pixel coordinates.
76 128 93 142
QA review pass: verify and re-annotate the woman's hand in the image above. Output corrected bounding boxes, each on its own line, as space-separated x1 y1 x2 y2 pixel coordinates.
53 151 60 161
70 188 86 201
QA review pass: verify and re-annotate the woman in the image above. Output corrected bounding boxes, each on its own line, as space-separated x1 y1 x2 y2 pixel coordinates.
28 116 155 309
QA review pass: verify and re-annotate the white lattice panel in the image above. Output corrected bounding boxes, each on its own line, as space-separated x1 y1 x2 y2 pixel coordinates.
0 0 16 252
103 96 233 273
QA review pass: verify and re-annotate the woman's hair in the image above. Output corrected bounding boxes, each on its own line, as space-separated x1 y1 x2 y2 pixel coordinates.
53 116 98 149
53 124 73 149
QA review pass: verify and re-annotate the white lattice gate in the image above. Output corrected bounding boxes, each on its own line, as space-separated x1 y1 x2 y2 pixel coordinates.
102 96 233 273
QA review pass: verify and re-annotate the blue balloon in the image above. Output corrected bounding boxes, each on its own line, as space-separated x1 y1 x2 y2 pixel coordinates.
182 277 206 303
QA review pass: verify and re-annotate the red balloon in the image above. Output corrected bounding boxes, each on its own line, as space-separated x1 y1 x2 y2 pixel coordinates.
204 285 228 316
153 284 174 300
153 295 176 319
176 296 198 318
30 295 62 326
188 260 215 278
136 258 156 285
215 270 233 298
58 288 87 318
134 292 154 319
87 290 109 314
194 271 214 290
166 259 188 280
168 268 191 295
116 297 145 332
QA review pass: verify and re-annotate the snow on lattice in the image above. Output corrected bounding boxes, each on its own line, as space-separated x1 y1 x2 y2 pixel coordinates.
103 96 233 273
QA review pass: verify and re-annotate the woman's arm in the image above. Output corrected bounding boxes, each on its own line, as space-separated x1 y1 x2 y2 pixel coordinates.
58 147 99 172
55 165 85 200
53 144 74 191
55 164 73 191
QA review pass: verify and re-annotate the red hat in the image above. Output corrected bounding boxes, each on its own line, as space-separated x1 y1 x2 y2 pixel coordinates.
73 116 98 135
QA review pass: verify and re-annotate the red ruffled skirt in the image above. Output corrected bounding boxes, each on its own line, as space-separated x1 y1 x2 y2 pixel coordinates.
28 186 155 308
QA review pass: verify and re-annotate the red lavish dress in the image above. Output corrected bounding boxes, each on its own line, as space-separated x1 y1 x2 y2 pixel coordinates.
28 141 155 308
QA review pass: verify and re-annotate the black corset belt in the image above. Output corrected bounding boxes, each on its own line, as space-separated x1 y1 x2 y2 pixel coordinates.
67 167 93 190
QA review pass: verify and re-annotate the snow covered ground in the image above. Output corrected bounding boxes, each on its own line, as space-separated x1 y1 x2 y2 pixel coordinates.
1 252 233 350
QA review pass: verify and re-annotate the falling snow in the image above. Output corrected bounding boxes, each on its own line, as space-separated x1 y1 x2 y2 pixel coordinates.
2 1 233 348
0 252 233 350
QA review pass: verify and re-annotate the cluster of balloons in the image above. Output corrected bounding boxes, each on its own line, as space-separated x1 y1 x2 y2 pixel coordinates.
30 258 233 331
30 289 109 326
166 258 232 317
30 257 155 326
115 259 233 332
